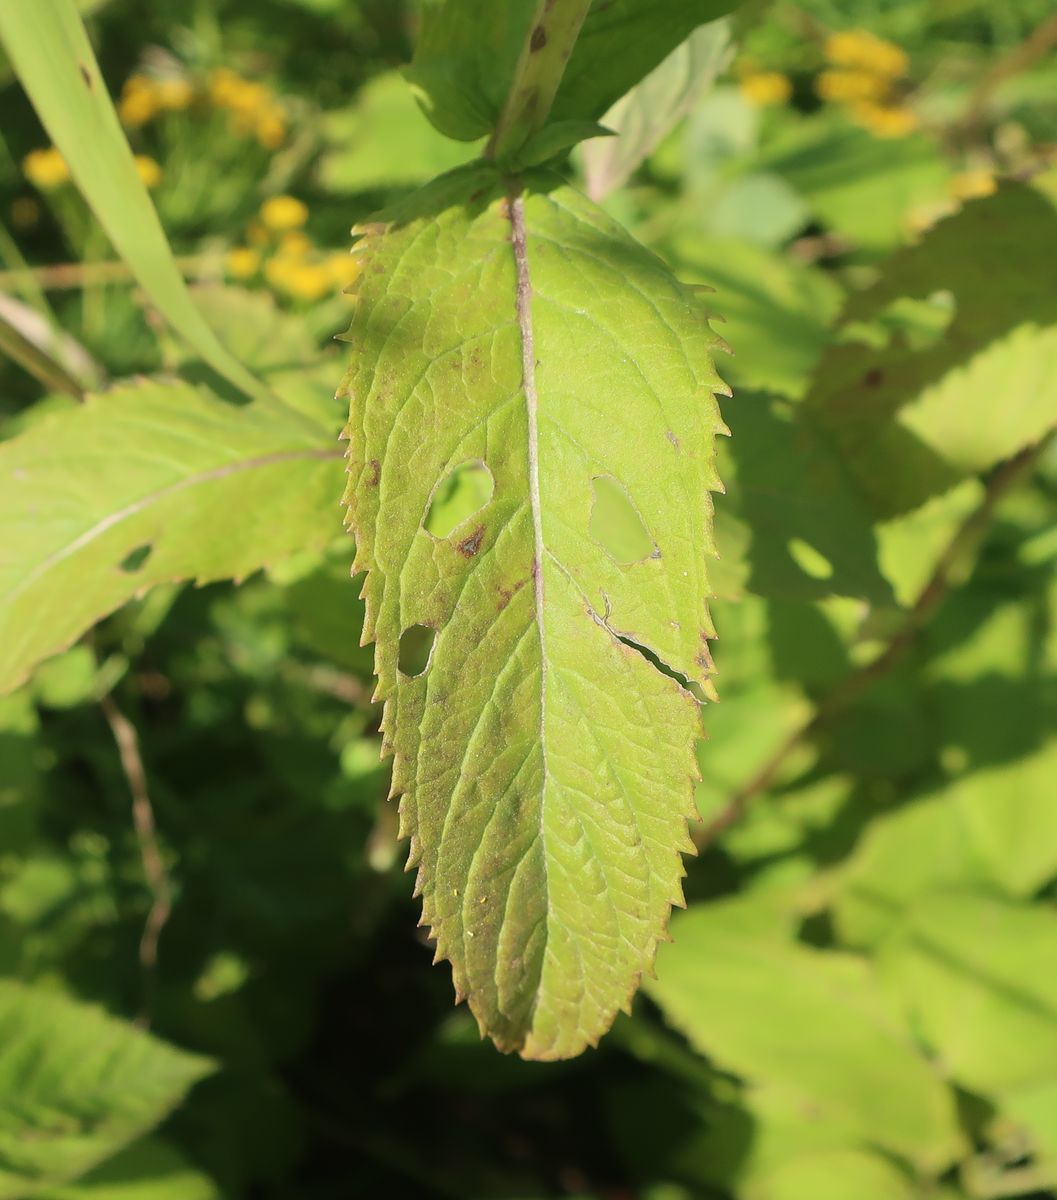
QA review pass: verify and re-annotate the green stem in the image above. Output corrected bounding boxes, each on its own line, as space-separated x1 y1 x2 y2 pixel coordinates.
486 0 593 163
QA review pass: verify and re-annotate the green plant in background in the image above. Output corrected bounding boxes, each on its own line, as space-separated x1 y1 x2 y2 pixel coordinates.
1 0 1057 1196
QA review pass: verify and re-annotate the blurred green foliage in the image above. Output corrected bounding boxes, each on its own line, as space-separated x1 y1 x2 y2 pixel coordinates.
1 0 1057 1196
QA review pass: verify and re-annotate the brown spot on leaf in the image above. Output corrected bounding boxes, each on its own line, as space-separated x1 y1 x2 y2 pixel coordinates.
530 25 547 51
456 524 485 558
497 576 529 611
366 459 381 486
863 367 884 387
79 63 93 88
695 634 716 674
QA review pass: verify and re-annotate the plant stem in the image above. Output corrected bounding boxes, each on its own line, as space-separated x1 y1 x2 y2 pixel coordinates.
486 0 593 163
100 691 172 1026
0 254 217 292
695 431 1055 850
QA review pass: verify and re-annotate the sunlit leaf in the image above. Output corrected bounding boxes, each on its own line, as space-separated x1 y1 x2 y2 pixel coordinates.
341 162 726 1058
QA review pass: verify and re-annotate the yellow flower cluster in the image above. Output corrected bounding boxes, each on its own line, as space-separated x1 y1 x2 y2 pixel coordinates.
738 69 792 108
816 29 917 138
118 68 287 150
22 146 71 190
225 196 361 302
208 69 287 149
825 30 908 77
119 74 194 128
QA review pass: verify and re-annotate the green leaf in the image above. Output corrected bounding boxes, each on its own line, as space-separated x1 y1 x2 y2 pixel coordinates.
0 380 344 693
581 19 733 202
718 394 892 602
407 0 537 141
881 890 1057 1094
39 1138 220 1200
752 1151 917 1200
832 794 989 948
408 0 739 142
647 899 963 1171
510 121 613 170
666 235 843 400
551 0 741 126
0 0 266 407
319 71 482 193
805 181 1057 517
0 981 213 1196
341 163 727 1059
759 114 948 255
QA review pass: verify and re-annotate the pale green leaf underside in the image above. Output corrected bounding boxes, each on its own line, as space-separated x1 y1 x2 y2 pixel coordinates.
341 164 726 1059
0 981 213 1196
0 381 344 693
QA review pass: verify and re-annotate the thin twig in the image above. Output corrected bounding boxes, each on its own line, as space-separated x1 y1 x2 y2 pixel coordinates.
99 692 171 1025
0 255 218 292
695 432 1055 850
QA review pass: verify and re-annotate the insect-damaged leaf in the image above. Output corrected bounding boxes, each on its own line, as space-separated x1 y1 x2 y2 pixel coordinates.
341 164 727 1059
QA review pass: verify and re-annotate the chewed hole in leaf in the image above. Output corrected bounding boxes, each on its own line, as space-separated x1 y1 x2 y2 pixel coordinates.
787 537 833 581
590 475 655 565
398 624 437 678
424 460 494 539
119 543 153 573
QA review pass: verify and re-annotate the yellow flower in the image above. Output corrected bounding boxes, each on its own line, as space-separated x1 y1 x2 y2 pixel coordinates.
23 147 70 190
226 247 261 279
815 68 890 103
155 78 194 110
850 101 919 139
225 80 269 116
825 30 908 78
286 263 332 301
256 109 286 150
10 196 40 230
133 155 163 188
119 74 159 127
277 230 312 258
738 71 792 107
260 195 308 231
949 169 997 200
264 256 331 300
326 252 362 289
208 68 243 107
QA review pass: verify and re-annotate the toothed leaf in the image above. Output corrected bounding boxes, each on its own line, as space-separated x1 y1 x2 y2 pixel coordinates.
0 980 213 1194
341 163 726 1059
0 380 344 692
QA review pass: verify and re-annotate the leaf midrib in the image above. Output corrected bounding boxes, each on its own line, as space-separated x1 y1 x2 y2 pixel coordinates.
509 186 552 1034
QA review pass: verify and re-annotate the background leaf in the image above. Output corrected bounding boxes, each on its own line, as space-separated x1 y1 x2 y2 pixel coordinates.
0 982 212 1197
0 380 344 691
